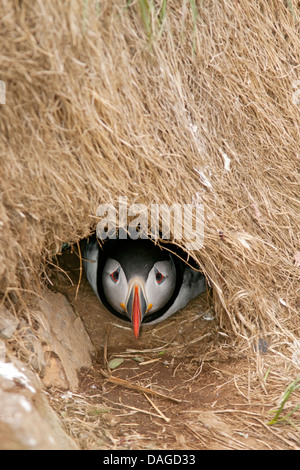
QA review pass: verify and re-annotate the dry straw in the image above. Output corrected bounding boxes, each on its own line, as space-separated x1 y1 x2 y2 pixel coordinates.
0 0 299 356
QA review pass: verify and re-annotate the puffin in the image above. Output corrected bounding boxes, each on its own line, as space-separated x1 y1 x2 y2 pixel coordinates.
83 236 207 338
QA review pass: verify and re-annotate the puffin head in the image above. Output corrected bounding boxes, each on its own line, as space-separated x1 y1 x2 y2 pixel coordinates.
101 241 176 338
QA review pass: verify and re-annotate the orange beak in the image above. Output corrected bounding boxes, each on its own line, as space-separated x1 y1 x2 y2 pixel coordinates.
132 285 142 339
126 280 148 339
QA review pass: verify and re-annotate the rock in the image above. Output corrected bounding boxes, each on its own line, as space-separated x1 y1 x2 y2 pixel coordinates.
42 353 69 390
18 321 46 374
36 289 95 391
0 340 6 362
0 288 96 449
0 357 79 449
0 305 19 339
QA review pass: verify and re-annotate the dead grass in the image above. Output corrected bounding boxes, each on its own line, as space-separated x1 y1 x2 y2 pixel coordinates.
1 0 300 450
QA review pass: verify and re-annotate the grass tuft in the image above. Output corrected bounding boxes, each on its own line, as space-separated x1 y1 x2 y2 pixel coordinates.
268 377 300 426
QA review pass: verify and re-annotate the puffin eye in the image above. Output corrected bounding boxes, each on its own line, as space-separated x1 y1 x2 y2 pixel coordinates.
110 267 120 283
155 268 165 284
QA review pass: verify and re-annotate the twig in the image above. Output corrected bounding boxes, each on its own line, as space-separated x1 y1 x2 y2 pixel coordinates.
118 401 169 422
75 241 82 300
46 259 74 286
100 369 181 403
143 393 170 423
103 325 111 368
185 423 206 446
139 358 161 366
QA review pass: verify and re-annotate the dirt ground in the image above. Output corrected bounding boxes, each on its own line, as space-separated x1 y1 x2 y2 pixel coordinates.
48 248 300 450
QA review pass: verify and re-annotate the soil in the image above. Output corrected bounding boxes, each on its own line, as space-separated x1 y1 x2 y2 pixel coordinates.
48 248 300 450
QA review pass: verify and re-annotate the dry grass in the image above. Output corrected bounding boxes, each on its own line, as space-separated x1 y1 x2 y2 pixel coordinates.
0 0 300 449
1 0 299 345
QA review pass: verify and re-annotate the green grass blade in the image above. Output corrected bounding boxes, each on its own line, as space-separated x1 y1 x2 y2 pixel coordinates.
138 0 152 39
267 377 300 425
158 0 167 27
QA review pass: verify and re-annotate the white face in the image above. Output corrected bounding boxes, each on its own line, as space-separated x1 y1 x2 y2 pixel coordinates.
102 257 176 316
102 258 128 313
144 260 176 312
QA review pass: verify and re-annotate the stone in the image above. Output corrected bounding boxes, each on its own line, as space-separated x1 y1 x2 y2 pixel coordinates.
36 288 95 391
0 357 79 449
18 322 46 374
0 340 6 362
42 353 69 390
0 305 19 339
0 288 96 449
